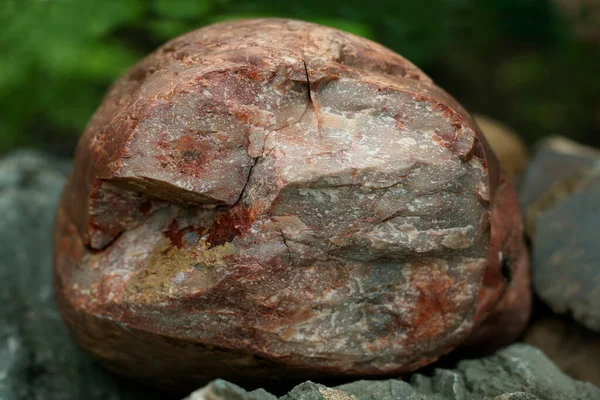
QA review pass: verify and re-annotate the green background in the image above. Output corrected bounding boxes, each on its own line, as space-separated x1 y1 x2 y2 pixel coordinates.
1 0 599 155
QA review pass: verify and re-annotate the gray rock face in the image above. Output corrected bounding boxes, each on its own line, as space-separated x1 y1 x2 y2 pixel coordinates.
519 137 600 331
0 151 159 400
185 344 600 400
532 168 600 331
519 136 600 213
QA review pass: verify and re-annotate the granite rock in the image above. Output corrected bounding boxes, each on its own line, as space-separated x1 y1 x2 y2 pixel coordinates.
184 344 600 400
54 18 530 390
0 151 160 400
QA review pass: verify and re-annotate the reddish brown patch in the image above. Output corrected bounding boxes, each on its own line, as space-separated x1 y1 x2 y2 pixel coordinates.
392 112 405 129
206 205 256 248
430 101 455 120
466 173 531 350
402 269 454 346
411 97 477 161
163 219 204 248
154 133 222 176
139 201 153 215
431 133 447 148
411 285 449 334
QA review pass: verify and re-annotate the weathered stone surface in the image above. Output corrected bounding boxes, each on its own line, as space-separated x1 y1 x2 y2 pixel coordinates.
519 137 600 209
533 169 600 331
0 151 160 400
473 114 530 182
524 316 600 387
520 137 600 331
55 18 530 390
184 344 600 400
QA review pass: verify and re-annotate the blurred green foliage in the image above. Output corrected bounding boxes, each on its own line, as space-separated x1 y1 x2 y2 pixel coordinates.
0 0 599 154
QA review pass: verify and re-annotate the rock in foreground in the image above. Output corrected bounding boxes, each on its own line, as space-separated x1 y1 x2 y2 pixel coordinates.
185 344 600 400
55 18 530 390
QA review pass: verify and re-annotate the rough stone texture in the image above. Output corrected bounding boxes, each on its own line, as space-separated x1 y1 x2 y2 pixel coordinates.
0 151 161 400
473 114 530 182
519 136 600 222
524 316 600 387
519 137 600 331
54 18 531 390
184 344 600 400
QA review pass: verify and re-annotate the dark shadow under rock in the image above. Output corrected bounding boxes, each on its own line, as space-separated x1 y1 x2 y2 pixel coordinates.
524 315 600 387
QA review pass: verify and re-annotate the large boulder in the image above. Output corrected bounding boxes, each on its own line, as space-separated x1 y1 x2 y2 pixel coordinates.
54 18 530 391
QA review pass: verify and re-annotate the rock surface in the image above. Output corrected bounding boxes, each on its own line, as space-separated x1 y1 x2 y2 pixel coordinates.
524 316 600 387
0 151 161 400
520 137 600 331
473 114 530 182
54 18 530 390
184 344 600 400
0 150 594 400
519 137 600 206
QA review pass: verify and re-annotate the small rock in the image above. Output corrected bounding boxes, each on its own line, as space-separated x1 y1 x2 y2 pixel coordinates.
183 344 600 400
532 176 600 331
519 137 600 331
519 136 600 214
186 379 277 400
524 316 600 387
474 114 530 181
0 151 159 400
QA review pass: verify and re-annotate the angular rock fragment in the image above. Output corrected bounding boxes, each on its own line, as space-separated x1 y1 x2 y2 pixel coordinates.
520 137 600 331
519 136 600 207
54 18 531 390
183 344 600 400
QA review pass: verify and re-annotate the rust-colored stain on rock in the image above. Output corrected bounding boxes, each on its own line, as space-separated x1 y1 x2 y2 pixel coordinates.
53 18 531 391
206 206 256 248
